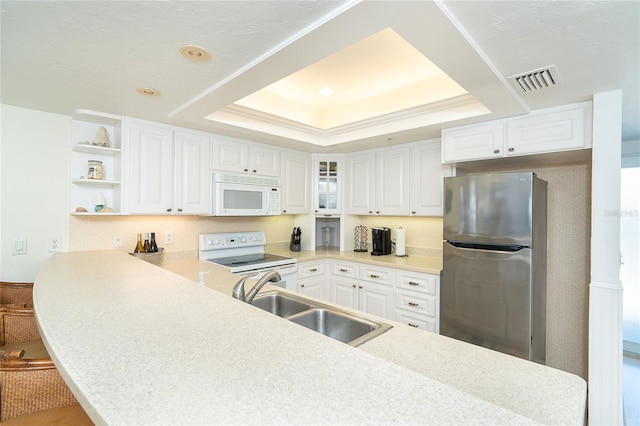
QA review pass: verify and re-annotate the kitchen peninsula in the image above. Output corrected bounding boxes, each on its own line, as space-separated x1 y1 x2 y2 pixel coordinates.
34 251 586 425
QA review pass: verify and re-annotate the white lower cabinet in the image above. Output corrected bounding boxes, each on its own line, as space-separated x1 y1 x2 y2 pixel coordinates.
330 276 359 309
297 260 327 300
394 270 440 333
298 259 439 329
331 277 394 319
330 262 395 321
358 281 395 320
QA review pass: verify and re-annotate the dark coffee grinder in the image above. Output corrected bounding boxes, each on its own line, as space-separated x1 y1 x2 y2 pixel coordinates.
371 227 392 256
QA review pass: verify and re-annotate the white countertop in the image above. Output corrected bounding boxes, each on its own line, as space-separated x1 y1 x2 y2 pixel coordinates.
34 250 586 425
269 248 444 275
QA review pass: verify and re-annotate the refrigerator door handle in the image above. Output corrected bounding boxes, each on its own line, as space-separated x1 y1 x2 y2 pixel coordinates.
446 241 528 253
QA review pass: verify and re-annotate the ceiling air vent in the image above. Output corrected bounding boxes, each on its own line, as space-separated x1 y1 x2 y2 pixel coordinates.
509 66 561 93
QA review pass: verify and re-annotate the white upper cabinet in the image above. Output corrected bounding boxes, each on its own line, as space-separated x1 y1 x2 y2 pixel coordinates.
212 136 280 176
506 102 592 156
346 152 375 215
281 150 311 214
347 147 409 216
126 121 174 214
442 101 592 164
125 119 211 215
441 121 505 162
410 140 451 217
313 155 342 215
174 131 211 214
376 147 410 216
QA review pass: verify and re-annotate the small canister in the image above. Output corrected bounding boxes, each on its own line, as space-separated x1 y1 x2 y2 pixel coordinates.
87 160 103 180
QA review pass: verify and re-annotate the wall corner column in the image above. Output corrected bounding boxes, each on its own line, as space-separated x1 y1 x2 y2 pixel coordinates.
588 90 623 425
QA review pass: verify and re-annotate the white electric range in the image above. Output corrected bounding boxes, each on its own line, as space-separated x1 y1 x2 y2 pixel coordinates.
198 231 298 291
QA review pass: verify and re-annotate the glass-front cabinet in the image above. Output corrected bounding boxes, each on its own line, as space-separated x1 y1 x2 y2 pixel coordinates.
313 156 342 215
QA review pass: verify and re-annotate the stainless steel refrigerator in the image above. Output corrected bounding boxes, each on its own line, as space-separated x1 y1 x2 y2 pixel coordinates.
441 171 548 364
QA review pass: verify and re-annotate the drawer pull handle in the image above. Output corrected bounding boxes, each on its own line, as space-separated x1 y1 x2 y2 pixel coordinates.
339 268 348 272
408 302 419 307
370 274 380 279
300 284 305 288
408 323 419 328
352 284 357 288
309 268 318 272
408 281 420 286
508 147 514 152
493 149 500 154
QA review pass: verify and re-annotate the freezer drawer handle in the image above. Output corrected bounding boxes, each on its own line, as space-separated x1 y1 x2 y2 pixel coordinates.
408 302 419 307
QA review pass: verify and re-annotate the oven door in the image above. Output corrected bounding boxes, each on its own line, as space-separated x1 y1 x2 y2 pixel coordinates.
238 263 298 292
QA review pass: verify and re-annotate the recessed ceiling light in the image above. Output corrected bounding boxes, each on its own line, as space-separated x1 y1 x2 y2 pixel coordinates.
180 45 211 61
136 87 161 97
318 87 334 96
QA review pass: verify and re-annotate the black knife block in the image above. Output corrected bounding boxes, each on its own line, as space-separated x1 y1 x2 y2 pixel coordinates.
290 234 301 252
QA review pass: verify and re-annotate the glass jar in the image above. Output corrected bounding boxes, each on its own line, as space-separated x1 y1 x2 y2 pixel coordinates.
87 160 103 180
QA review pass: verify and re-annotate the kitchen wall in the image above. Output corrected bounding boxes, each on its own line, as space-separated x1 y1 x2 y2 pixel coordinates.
1 105 71 281
355 216 443 257
69 215 294 260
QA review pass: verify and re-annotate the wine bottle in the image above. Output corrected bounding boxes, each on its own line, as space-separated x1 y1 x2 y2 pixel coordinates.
150 232 158 253
134 233 143 253
143 233 151 253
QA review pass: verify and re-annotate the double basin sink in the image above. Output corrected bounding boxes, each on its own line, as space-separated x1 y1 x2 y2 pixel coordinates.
250 290 392 347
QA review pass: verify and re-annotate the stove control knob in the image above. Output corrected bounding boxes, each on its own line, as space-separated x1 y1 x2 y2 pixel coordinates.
241 236 247 243
206 239 214 246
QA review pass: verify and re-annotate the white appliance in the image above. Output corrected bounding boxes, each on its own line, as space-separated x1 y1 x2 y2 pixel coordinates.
212 172 281 216
198 231 297 291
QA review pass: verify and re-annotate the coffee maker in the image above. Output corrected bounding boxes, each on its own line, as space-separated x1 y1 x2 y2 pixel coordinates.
371 227 392 256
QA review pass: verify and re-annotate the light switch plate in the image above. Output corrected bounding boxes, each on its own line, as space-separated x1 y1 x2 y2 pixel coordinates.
12 237 27 255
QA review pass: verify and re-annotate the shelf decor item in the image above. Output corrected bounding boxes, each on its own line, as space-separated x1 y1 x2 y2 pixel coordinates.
91 126 110 147
87 160 103 180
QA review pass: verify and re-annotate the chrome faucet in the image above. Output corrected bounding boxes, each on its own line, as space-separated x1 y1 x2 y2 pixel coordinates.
231 270 282 303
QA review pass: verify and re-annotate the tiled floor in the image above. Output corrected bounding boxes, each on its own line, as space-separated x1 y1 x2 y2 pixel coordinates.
624 352 640 426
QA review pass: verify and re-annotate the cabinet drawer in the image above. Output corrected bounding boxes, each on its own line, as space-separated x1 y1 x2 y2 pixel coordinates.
359 265 392 285
298 261 325 279
396 272 438 295
331 261 358 279
395 289 436 317
395 309 438 333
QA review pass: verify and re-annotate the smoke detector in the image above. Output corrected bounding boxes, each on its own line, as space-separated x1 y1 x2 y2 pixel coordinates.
509 65 561 93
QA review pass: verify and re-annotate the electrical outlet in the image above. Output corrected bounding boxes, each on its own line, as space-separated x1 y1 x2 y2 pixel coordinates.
113 235 123 248
48 236 61 253
164 231 174 245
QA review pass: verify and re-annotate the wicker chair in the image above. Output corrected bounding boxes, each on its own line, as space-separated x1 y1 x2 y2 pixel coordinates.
0 304 41 346
0 282 33 306
0 305 80 421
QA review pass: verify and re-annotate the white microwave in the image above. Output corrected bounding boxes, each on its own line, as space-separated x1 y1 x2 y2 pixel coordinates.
212 172 281 216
